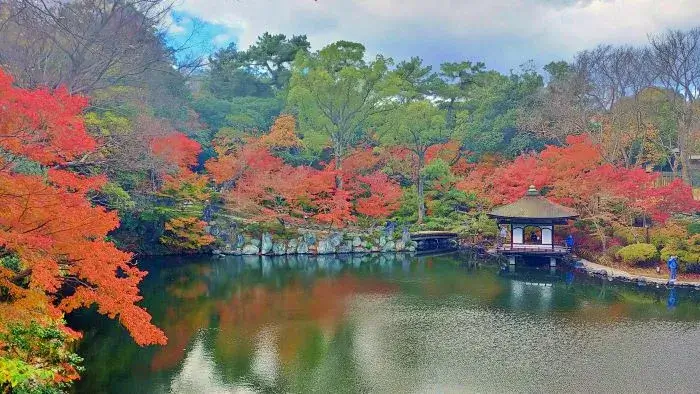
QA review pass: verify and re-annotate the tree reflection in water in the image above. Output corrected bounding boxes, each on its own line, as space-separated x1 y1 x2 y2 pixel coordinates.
71 253 700 393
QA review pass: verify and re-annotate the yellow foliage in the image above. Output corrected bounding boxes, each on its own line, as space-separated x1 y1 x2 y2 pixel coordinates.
160 217 215 251
260 114 302 149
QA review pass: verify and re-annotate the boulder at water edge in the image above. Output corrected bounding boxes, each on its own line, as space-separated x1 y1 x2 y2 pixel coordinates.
303 232 316 246
407 241 418 252
242 244 259 255
329 232 343 248
286 239 298 254
297 240 309 254
317 239 335 254
261 233 273 254
401 227 411 244
382 241 396 252
272 242 286 255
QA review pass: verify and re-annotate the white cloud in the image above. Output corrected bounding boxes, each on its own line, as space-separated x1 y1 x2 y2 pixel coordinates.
173 0 700 70
212 33 231 46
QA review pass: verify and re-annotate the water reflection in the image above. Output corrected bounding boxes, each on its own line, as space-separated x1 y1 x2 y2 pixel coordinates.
71 253 700 393
668 287 678 310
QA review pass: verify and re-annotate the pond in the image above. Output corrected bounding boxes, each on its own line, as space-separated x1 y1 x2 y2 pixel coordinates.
71 252 700 393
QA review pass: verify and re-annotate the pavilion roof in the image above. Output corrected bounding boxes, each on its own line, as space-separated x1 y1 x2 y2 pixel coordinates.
488 185 578 221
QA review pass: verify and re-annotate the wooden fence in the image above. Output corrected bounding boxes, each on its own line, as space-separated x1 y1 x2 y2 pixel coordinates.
651 172 699 200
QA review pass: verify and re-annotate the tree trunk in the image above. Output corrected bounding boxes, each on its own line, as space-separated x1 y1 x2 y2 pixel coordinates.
668 154 679 179
417 154 425 224
680 148 691 185
593 219 607 251
679 110 693 185
334 144 343 189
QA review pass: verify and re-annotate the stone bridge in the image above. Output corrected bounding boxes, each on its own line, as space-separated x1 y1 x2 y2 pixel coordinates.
410 231 459 253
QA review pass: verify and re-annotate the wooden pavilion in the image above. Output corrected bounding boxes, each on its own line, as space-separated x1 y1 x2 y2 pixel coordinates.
488 185 578 266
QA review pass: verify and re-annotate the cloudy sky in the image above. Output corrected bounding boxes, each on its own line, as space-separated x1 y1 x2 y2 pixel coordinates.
167 0 700 72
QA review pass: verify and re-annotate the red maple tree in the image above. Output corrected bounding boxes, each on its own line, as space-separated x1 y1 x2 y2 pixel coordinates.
205 117 402 226
458 135 698 248
0 69 166 362
150 131 202 173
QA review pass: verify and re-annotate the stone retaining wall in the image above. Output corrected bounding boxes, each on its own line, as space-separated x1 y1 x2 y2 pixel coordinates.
211 227 418 256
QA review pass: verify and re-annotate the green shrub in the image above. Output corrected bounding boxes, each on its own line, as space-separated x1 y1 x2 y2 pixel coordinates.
0 255 21 273
688 222 700 236
613 226 644 245
661 234 700 272
98 182 136 211
0 321 83 393
649 221 688 248
675 253 700 273
616 243 660 266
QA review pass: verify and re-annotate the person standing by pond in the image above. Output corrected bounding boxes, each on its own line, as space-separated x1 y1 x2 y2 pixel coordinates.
667 255 679 284
566 234 574 252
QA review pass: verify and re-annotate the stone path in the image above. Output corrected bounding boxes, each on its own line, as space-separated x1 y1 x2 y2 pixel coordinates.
575 258 700 289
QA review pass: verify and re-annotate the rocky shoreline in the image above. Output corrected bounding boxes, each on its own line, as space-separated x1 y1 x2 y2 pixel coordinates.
573 258 700 289
211 228 419 256
209 221 700 289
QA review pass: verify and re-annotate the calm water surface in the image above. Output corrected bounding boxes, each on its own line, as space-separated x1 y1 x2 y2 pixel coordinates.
71 253 700 393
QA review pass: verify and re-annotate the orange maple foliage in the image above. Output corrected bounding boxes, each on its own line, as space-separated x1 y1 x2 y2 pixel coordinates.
458 135 698 223
349 172 403 218
0 69 166 364
300 168 355 225
205 116 402 226
150 131 202 172
0 73 95 166
425 140 469 174
338 148 384 175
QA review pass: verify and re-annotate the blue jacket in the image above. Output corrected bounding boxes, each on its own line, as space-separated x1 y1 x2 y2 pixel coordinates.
668 256 678 271
565 235 574 248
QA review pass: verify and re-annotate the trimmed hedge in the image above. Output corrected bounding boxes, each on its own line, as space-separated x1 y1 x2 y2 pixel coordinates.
662 234 700 272
616 243 660 266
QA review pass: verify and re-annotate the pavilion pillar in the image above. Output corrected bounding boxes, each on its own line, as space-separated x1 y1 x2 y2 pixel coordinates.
510 223 513 250
552 225 555 251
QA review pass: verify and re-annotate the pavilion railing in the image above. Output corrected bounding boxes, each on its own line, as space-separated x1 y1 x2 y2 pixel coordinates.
496 244 572 253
